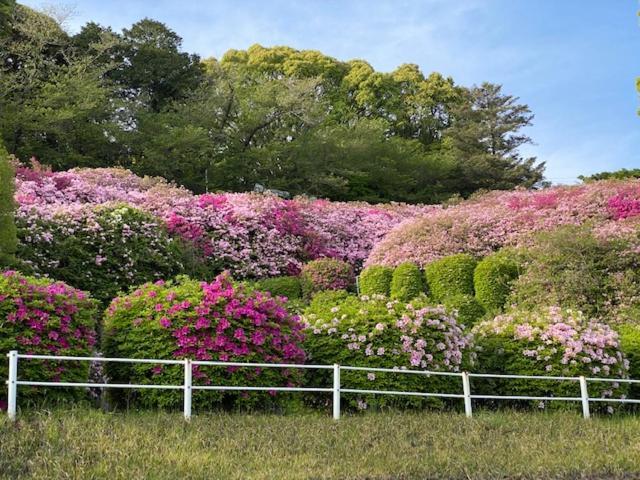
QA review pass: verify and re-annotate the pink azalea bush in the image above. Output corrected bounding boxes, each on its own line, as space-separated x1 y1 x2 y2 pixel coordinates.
366 180 640 268
302 294 473 410
102 273 306 409
472 306 629 408
0 271 98 407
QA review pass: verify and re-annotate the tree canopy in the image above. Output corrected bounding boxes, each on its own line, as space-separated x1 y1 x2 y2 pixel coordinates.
0 4 546 203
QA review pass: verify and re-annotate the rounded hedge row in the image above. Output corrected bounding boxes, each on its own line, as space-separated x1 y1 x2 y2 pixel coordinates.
390 262 425 302
102 273 306 409
358 265 393 297
0 271 98 407
300 258 354 299
473 252 520 312
424 254 477 302
303 294 473 410
254 276 302 300
472 307 629 407
443 294 485 327
619 325 640 401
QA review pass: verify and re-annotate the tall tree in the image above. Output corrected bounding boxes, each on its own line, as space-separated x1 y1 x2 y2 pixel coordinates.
0 140 17 267
445 82 545 195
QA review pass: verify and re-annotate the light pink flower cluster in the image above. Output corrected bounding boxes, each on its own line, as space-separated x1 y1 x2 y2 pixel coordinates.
366 180 640 267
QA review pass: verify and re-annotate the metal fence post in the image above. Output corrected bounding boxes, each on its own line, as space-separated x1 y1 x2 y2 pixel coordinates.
7 350 18 421
462 371 473 418
579 376 590 419
184 359 192 421
333 364 340 420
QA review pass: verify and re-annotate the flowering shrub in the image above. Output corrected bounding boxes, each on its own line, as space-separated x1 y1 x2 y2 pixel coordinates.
303 295 473 410
390 262 425 302
17 204 189 304
0 271 97 406
472 307 629 407
300 258 355 299
473 251 520 312
366 180 640 268
424 254 477 302
358 266 393 297
102 273 306 409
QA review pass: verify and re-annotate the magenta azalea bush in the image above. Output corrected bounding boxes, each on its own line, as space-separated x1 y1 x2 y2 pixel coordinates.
366 180 640 268
303 294 473 410
102 273 306 409
472 306 630 408
0 271 98 407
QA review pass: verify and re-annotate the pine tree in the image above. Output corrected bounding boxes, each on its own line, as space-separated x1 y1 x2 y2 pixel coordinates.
0 140 17 267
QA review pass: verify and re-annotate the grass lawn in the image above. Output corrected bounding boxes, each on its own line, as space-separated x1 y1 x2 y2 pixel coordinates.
2 409 640 479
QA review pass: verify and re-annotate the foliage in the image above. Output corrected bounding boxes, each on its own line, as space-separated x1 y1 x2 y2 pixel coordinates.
102 273 306 409
618 324 640 400
580 168 640 182
17 204 189 304
472 307 629 406
443 294 485 327
0 271 97 406
0 141 17 267
303 295 472 410
473 251 520 312
389 262 425 301
424 254 476 302
300 258 354 299
307 289 351 310
358 265 392 297
254 276 302 300
366 179 640 268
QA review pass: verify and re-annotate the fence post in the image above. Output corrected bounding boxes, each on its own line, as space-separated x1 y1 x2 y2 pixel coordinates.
333 364 340 420
462 371 472 418
579 376 590 419
183 358 192 421
7 351 18 421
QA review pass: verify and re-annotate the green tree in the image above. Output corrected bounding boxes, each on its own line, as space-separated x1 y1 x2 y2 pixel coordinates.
579 168 640 182
445 82 545 196
0 140 17 267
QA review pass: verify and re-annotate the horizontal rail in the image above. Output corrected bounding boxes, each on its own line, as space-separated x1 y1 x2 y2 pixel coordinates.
15 354 183 365
471 394 581 401
588 398 640 404
341 388 464 399
585 377 640 384
192 386 333 392
15 381 184 390
341 365 462 377
468 373 579 381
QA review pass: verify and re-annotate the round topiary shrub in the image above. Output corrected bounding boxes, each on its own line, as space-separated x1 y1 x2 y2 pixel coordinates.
18 204 190 304
303 295 473 411
0 271 98 408
102 273 306 410
473 251 520 312
358 265 393 297
443 294 485 327
618 324 640 401
390 262 425 302
300 258 354 299
472 307 629 409
254 276 302 300
424 254 477 302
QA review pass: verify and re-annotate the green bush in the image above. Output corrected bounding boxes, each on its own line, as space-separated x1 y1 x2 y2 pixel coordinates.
358 265 393 297
474 251 520 312
443 294 485 327
0 142 17 268
390 262 425 301
308 289 352 310
300 258 354 299
619 325 640 401
424 254 476 302
303 296 473 411
102 273 306 410
472 307 629 409
254 276 302 300
0 271 98 406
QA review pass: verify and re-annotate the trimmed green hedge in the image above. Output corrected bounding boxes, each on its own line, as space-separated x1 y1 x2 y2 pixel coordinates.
424 254 476 301
255 276 302 300
390 262 425 302
474 252 520 312
443 294 485 327
359 265 393 297
619 325 640 401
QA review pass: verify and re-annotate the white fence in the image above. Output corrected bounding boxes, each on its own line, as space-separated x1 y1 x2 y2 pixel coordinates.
6 350 640 421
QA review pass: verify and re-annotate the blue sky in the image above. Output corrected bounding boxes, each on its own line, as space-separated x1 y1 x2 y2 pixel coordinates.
23 0 640 184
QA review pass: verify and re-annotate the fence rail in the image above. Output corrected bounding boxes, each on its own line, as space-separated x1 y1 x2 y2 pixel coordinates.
4 350 639 421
